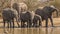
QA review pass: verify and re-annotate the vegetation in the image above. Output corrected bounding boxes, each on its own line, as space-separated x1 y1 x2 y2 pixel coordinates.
0 0 60 17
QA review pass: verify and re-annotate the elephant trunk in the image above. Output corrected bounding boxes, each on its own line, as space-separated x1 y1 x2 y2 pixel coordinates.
55 8 59 17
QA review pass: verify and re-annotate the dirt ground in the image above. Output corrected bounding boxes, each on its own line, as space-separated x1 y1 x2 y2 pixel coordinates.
0 18 60 34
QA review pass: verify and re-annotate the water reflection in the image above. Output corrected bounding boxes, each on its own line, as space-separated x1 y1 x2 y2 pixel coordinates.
45 27 54 34
0 27 60 34
4 28 14 34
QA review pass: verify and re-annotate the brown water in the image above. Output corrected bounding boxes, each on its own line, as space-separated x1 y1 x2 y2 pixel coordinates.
0 18 60 34
0 27 60 34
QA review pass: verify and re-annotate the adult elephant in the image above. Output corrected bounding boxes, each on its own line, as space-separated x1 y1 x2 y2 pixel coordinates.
12 2 28 20
12 3 20 20
2 8 20 28
35 6 58 27
20 11 32 28
12 2 28 12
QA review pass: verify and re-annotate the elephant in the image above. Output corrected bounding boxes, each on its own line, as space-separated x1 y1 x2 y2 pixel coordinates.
12 2 28 12
12 3 20 20
12 2 28 20
35 6 58 27
19 11 32 28
2 8 20 28
18 2 28 12
33 14 42 27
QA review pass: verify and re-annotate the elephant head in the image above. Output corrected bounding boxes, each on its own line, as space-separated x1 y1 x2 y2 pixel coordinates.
43 6 59 17
12 3 19 12
50 5 59 17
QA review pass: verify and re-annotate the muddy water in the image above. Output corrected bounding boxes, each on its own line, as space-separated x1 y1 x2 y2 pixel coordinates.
0 18 60 34
0 27 60 34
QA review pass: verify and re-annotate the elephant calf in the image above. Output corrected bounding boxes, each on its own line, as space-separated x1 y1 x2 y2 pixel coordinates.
20 11 32 28
33 14 42 27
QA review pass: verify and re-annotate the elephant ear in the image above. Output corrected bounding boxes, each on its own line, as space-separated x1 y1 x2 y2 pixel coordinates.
50 5 59 17
49 5 56 12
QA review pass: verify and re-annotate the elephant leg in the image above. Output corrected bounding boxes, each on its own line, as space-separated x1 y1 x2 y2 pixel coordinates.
4 22 5 28
33 22 36 27
27 21 30 27
27 21 29 27
16 21 20 27
39 17 42 27
21 21 23 27
12 19 14 28
17 21 20 27
3 19 5 28
23 22 26 27
45 18 48 27
13 21 14 28
39 20 42 27
35 22 37 27
21 21 24 28
10 21 12 28
7 22 9 28
15 17 20 27
29 20 32 27
49 17 54 27
3 20 5 33
33 20 37 27
33 19 37 27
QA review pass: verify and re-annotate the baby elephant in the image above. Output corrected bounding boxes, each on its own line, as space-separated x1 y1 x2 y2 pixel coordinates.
33 14 42 27
20 11 32 28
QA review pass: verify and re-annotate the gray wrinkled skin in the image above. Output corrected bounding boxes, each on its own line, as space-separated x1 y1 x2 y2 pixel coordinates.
12 3 28 20
35 6 58 27
2 8 19 28
33 14 42 27
19 11 32 27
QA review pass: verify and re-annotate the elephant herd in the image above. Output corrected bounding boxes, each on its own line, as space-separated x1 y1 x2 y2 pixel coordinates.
2 3 59 28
